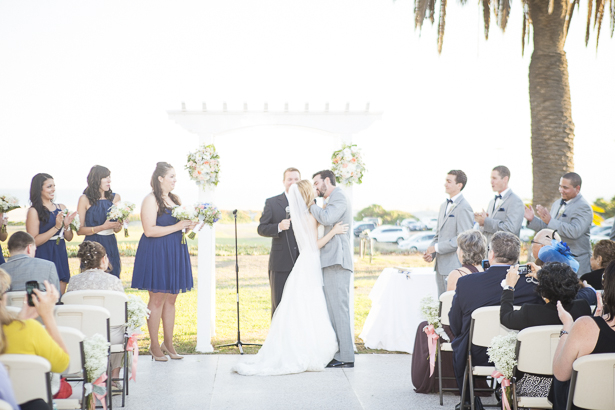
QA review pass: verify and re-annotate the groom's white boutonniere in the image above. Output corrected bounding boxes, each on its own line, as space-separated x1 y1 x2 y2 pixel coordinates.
448 203 456 214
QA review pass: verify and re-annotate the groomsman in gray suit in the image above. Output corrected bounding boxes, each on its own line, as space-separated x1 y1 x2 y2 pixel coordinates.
423 170 474 295
474 166 525 248
525 172 593 275
310 170 355 368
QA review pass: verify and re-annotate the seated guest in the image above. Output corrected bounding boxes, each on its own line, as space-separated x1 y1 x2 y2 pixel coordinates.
580 239 615 290
0 269 69 410
530 229 562 263
500 262 591 398
67 241 124 387
447 230 486 291
449 231 543 406
551 260 615 410
1 231 59 291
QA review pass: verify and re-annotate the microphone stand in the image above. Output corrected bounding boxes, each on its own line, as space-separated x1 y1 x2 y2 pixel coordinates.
217 209 261 354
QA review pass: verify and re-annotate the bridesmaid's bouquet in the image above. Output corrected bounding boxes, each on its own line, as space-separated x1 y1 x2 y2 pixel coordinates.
188 202 221 240
56 209 80 245
0 195 20 233
107 201 136 237
172 205 197 244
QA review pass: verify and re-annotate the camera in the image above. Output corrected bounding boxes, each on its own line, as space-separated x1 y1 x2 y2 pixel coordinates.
26 280 39 307
517 265 532 275
481 259 490 270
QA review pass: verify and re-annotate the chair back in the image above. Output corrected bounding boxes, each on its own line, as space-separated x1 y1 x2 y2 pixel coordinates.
0 399 13 410
56 326 86 376
439 291 455 326
0 354 51 405
569 353 615 410
516 325 562 375
5 291 26 308
470 306 510 348
61 290 127 327
4 306 20 315
54 305 110 341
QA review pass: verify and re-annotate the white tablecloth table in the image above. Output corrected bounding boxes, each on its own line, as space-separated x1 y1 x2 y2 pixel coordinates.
359 267 438 354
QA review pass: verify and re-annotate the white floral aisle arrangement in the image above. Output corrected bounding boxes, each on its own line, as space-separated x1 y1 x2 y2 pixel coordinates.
487 332 518 410
0 195 20 233
107 201 136 237
188 202 221 240
56 209 80 245
172 205 197 244
419 295 450 376
331 144 366 186
185 144 220 190
84 333 110 410
125 295 150 381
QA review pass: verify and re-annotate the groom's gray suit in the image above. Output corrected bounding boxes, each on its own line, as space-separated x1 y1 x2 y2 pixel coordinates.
310 187 354 363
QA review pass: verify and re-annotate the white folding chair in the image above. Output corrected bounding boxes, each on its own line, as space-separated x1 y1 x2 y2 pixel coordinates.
437 290 456 405
4 306 20 315
0 354 52 407
566 353 615 410
54 304 112 410
461 306 511 410
54 326 87 410
512 325 562 410
0 399 13 410
61 290 129 407
5 291 26 308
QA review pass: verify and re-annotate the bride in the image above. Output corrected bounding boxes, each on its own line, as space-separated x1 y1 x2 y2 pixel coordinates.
232 180 348 376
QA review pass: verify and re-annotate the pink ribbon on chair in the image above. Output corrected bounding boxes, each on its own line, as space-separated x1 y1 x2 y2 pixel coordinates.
93 373 108 410
423 324 440 377
491 371 511 410
126 334 139 381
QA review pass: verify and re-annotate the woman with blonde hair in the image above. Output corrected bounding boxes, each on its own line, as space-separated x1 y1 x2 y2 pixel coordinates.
233 180 348 375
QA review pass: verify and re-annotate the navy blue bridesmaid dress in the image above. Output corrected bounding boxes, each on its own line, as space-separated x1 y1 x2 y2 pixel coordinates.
34 205 71 283
131 209 193 294
83 193 121 278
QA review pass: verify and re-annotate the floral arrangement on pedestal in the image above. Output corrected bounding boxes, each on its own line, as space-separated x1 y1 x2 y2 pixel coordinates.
185 144 220 190
0 195 20 233
84 333 110 410
419 295 450 376
331 144 365 186
487 332 518 410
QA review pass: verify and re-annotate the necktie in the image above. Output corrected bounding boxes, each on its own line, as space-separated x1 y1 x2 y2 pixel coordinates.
446 199 453 204
493 194 502 213
560 199 566 206
446 199 453 215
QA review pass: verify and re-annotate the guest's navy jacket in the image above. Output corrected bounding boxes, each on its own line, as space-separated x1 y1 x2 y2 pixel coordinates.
449 265 544 392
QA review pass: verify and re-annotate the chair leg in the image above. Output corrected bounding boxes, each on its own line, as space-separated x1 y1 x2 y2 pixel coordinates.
468 355 475 410
566 371 578 410
437 342 443 406
121 350 127 407
108 357 113 410
461 362 469 410
511 377 518 410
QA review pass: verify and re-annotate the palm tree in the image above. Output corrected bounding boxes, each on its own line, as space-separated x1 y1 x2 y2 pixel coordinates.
415 0 614 207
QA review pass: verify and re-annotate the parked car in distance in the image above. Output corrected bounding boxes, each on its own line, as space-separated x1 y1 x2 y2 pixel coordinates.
368 225 410 244
403 220 428 231
353 222 376 237
398 232 436 253
590 225 613 237
422 218 438 230
362 217 382 227
519 226 535 242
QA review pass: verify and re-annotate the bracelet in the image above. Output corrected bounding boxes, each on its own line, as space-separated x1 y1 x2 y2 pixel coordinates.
54 225 62 230
91 227 95 234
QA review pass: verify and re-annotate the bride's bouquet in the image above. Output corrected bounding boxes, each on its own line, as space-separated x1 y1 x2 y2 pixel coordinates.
107 201 136 237
56 209 80 244
185 144 220 190
188 202 221 240
0 195 20 233
172 205 197 244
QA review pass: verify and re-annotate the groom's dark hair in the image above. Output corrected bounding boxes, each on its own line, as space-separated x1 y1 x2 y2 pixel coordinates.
312 170 336 186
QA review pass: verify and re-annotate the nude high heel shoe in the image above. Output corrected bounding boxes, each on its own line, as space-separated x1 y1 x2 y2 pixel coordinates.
161 342 184 360
149 346 168 362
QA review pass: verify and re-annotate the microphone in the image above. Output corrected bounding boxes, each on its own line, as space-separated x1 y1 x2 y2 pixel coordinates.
285 206 290 220
233 209 237 215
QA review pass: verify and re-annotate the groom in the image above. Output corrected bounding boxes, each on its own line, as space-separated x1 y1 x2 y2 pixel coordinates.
310 170 355 368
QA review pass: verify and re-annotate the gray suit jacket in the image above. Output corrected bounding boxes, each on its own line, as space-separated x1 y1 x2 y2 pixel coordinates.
1 254 60 291
430 194 474 277
481 189 525 246
527 194 593 275
310 188 353 272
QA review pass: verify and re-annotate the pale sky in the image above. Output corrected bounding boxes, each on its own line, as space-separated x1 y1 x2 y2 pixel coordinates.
0 0 613 217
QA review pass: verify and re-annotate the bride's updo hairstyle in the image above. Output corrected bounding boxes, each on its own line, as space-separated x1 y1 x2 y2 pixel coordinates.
151 162 181 216
77 241 108 272
296 180 315 209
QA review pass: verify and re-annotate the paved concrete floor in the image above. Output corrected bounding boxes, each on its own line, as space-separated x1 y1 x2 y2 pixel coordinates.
115 354 497 410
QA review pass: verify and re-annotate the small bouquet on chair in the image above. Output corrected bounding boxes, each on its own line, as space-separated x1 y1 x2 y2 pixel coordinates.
125 295 150 382
0 194 20 233
172 205 197 244
188 202 221 240
487 332 518 410
107 201 136 237
56 209 80 245
84 333 110 410
419 295 450 376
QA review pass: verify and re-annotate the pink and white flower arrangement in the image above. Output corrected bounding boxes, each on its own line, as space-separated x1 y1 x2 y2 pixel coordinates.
0 195 20 233
107 201 136 237
172 205 197 244
188 202 221 240
331 144 366 186
185 144 220 190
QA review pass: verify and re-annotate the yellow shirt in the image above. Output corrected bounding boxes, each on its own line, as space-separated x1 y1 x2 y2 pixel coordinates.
3 319 70 374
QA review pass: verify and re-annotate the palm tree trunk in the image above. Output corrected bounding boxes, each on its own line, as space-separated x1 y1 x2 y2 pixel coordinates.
528 0 575 207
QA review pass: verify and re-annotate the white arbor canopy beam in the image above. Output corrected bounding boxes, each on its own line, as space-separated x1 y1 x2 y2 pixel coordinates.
167 103 382 353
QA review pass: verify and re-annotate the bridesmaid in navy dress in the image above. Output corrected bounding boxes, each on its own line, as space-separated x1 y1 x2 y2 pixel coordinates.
0 214 7 264
26 173 77 294
77 165 123 278
132 162 195 361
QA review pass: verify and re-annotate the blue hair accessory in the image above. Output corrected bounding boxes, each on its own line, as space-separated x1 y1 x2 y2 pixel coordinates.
537 240 579 273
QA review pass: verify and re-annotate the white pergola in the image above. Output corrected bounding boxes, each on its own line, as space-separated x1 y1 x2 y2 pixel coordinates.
168 102 382 352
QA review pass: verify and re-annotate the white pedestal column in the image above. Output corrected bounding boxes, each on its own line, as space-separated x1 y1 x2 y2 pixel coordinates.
195 134 216 353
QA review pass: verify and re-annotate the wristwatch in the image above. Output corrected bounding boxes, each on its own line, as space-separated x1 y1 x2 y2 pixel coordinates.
559 330 569 337
503 285 515 292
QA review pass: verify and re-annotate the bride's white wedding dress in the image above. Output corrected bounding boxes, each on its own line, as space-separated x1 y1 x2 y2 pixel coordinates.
232 184 338 376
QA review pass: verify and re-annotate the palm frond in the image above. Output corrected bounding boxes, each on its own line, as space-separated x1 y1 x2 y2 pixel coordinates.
415 0 430 31
428 0 437 24
596 0 606 48
500 0 511 31
586 0 593 45
595 0 603 27
437 0 448 53
482 0 491 39
521 0 531 56
564 0 579 38
494 0 499 20
548 0 555 14
611 0 614 38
